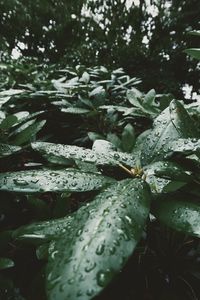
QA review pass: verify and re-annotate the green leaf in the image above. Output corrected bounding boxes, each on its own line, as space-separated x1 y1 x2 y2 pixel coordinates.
79 72 90 84
13 215 74 244
143 89 156 106
0 258 14 270
184 48 200 60
187 30 200 36
88 132 104 142
0 115 18 130
61 107 90 114
0 143 21 158
11 120 46 145
121 123 135 152
126 89 143 108
153 198 200 237
140 100 198 166
145 161 192 182
92 139 117 153
46 178 151 300
31 142 136 167
164 138 200 158
0 169 114 193
106 133 122 149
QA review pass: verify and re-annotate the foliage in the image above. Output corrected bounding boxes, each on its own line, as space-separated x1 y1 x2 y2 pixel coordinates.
0 49 200 300
0 0 200 98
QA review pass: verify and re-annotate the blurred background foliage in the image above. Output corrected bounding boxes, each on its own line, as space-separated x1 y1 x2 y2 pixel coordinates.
0 0 199 98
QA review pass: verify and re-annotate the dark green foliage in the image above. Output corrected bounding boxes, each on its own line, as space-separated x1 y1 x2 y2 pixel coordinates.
0 1 200 98
0 55 200 300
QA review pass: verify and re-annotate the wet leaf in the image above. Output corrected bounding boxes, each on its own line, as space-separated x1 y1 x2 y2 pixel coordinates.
153 198 200 237
0 169 114 193
31 142 136 167
46 179 151 300
0 258 14 270
13 214 74 244
0 143 21 158
140 100 198 166
184 48 200 60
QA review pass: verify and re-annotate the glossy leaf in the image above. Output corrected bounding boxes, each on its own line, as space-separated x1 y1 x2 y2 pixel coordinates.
0 115 18 130
31 142 137 167
153 198 200 237
0 258 14 270
92 139 117 153
121 124 135 152
46 179 151 300
188 30 200 36
13 215 74 244
184 48 200 60
143 161 190 193
0 169 114 193
0 143 21 158
164 138 200 158
126 89 143 108
143 89 156 106
61 107 90 114
11 120 46 145
140 100 198 166
145 161 192 182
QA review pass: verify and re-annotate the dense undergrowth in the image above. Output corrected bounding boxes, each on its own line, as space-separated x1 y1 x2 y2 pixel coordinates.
0 36 200 300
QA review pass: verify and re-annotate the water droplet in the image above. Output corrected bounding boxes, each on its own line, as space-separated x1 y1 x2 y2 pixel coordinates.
67 278 74 284
31 178 39 183
125 215 132 224
78 274 85 282
13 179 28 186
113 153 120 159
76 229 82 237
77 290 83 297
86 289 94 296
109 246 116 255
51 250 58 259
85 261 96 272
97 269 112 287
96 243 105 255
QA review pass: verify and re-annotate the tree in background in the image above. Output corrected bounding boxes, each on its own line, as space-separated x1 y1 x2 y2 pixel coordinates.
0 0 199 97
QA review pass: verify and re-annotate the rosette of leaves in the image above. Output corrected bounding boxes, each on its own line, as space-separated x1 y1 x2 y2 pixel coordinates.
1 99 200 299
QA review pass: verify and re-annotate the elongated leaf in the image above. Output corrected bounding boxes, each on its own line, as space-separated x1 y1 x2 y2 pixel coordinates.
92 139 117 153
13 215 74 244
0 115 18 130
0 169 114 193
188 30 200 36
140 100 198 166
145 161 192 182
144 89 156 106
0 258 14 270
126 89 143 108
0 143 21 158
121 124 135 152
46 179 151 300
164 138 200 158
184 48 200 60
11 120 46 146
143 161 189 193
153 199 200 237
31 142 136 167
61 107 90 114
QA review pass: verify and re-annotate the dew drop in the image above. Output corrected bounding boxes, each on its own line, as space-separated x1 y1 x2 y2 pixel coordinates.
86 289 94 296
85 261 96 272
13 179 28 186
97 269 112 287
96 243 105 255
